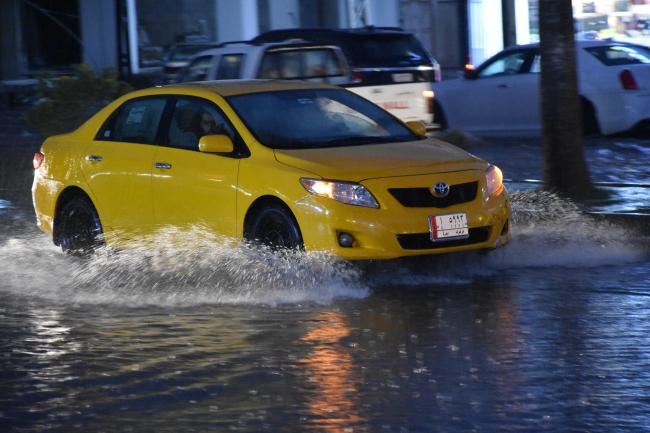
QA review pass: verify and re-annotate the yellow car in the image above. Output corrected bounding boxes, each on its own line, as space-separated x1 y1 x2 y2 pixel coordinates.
32 80 511 260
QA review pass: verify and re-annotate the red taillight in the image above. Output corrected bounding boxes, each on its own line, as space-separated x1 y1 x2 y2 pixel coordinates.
352 69 363 83
620 69 638 90
33 152 44 169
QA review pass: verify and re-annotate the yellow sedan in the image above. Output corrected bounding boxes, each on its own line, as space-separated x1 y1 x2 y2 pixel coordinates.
32 80 511 260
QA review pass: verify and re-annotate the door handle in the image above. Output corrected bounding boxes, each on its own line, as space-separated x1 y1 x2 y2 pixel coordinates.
497 84 510 88
86 155 102 161
154 162 172 169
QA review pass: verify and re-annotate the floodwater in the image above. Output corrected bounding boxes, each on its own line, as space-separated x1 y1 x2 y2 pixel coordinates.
2 113 650 431
1 187 649 432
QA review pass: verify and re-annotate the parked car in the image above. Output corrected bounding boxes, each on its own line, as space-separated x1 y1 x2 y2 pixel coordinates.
252 26 442 124
431 40 650 136
32 80 511 260
175 40 354 87
162 42 221 83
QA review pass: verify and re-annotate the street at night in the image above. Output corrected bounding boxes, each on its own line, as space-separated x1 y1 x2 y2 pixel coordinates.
2 107 649 432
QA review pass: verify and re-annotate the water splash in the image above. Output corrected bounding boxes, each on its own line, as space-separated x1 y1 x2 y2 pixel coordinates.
360 189 646 287
1 190 646 300
493 188 644 268
0 225 367 306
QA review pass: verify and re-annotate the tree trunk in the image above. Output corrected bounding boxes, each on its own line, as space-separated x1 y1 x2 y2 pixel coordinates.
539 0 597 199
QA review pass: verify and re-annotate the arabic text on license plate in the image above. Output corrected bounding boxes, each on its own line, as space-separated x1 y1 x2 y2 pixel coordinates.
392 73 413 83
429 212 469 241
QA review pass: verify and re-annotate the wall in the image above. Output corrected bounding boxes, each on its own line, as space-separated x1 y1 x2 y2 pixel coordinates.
80 0 119 72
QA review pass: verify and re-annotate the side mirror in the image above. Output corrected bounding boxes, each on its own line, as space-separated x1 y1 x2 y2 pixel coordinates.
462 67 478 79
405 120 427 137
199 134 234 153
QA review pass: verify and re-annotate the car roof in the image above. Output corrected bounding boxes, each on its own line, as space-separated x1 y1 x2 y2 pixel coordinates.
158 79 338 97
502 39 647 51
190 40 344 56
253 26 414 40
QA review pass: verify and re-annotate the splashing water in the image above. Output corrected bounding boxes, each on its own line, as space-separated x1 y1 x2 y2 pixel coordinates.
496 188 644 268
0 189 646 302
0 225 368 306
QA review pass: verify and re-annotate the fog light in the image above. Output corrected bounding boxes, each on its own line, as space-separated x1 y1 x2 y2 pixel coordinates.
338 232 354 248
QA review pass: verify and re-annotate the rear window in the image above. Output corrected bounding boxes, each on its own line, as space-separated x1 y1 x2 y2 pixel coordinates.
584 44 650 66
346 34 432 68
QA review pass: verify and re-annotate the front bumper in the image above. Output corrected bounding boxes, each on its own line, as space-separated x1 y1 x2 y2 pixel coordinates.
293 172 511 260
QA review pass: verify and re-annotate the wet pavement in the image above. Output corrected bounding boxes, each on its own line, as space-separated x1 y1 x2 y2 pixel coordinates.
1 107 650 432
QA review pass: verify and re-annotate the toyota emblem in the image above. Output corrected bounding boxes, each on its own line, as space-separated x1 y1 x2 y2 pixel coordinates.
432 182 450 197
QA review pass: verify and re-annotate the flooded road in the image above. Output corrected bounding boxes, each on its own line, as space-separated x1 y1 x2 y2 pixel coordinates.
1 188 649 432
2 107 650 431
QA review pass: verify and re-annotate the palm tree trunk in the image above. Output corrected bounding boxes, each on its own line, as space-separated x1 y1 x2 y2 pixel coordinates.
539 0 597 199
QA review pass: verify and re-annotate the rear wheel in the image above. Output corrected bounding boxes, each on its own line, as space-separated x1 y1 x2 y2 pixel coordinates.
433 100 447 130
58 196 104 256
581 97 600 136
247 205 303 251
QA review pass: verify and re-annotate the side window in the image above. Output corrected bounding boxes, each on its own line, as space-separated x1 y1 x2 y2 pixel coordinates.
477 51 528 78
177 55 213 83
97 97 167 144
530 54 541 73
259 49 345 79
258 53 280 78
304 49 343 77
216 54 243 79
166 97 237 151
277 52 302 78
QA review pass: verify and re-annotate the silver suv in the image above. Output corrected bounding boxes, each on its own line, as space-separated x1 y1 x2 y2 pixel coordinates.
253 27 441 124
175 41 354 86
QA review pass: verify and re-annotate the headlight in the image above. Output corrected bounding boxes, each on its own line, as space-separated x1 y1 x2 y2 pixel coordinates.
486 165 504 197
300 178 379 208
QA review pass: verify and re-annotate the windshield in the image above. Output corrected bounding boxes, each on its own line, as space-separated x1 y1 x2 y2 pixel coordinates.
226 88 418 150
169 44 215 61
347 34 432 68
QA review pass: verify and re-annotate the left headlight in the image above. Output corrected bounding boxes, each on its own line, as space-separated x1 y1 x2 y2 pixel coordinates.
486 165 504 197
300 178 379 208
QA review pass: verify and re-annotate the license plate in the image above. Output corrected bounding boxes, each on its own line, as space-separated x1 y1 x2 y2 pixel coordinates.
392 73 413 83
429 212 469 241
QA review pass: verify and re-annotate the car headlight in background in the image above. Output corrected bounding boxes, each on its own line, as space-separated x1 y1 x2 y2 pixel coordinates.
300 178 379 208
486 165 504 197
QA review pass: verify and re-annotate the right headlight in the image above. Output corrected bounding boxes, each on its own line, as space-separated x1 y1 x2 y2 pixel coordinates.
486 165 504 197
300 178 379 208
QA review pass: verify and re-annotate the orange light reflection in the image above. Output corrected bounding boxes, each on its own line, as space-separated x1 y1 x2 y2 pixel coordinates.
296 311 363 432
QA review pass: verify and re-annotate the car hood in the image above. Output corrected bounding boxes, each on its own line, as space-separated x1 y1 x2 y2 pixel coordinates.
273 138 487 181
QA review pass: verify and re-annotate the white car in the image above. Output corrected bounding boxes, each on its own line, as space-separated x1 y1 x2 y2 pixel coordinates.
431 40 650 136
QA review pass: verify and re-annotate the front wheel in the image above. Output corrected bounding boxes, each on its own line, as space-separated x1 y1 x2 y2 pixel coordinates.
58 196 104 256
247 205 304 251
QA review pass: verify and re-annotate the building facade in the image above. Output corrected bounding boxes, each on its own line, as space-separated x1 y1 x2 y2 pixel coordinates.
2 0 649 84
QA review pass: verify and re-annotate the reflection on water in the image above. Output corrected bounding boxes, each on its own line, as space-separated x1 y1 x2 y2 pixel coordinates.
296 311 361 431
1 187 650 431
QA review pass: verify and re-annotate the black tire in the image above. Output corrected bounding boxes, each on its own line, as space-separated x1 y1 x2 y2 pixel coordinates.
433 100 447 130
581 98 600 136
247 205 303 251
58 196 104 256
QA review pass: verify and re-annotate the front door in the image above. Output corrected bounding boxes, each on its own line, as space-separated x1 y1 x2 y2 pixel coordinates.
151 97 241 238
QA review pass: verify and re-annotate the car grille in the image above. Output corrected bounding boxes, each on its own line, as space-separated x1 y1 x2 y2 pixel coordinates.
396 227 490 250
388 181 478 208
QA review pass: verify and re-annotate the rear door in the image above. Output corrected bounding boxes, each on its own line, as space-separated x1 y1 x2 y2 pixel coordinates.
83 96 167 236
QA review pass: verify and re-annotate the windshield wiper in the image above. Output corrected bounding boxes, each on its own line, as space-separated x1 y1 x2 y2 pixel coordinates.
320 136 394 147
